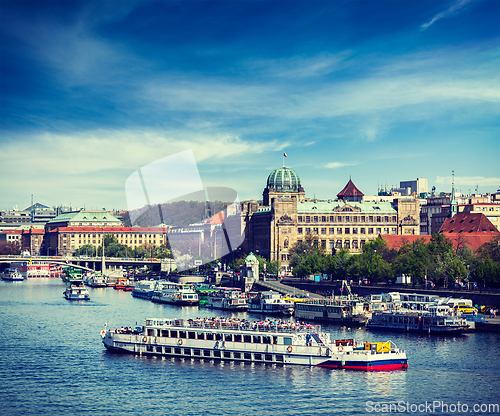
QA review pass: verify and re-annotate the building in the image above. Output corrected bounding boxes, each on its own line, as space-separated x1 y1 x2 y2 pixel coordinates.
459 203 500 232
45 210 123 231
46 226 169 256
400 178 428 197
0 210 31 230
242 166 420 273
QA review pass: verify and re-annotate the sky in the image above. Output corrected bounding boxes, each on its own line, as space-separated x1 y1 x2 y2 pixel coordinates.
1 0 499 211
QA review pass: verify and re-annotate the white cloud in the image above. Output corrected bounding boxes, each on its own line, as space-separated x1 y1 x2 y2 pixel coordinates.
325 162 358 169
436 176 500 187
421 0 474 30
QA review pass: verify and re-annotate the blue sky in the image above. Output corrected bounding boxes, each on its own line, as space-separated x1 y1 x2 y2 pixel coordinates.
1 0 499 211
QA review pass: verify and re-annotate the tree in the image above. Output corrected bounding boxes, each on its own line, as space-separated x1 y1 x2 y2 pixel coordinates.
0 241 20 255
74 244 96 257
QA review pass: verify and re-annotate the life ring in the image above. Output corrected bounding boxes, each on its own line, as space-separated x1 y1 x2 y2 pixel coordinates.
338 345 344 352
142 336 147 342
287 346 293 353
178 339 183 345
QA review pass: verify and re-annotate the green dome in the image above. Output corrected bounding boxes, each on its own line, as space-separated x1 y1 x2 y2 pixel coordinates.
266 167 301 193
245 252 258 263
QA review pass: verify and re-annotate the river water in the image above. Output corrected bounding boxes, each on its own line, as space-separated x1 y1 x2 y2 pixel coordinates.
1 279 499 416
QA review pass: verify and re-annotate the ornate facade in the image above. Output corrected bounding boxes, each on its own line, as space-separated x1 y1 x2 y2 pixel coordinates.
242 166 420 273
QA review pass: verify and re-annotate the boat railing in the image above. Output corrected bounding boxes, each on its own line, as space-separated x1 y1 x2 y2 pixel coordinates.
157 319 322 334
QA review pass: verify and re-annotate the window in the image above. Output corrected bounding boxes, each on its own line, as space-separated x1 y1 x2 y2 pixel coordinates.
353 216 358 222
337 228 342 234
368 228 374 234
383 227 389 234
313 216 318 222
369 216 373 222
376 228 382 234
298 228 303 235
344 240 350 249
322 216 327 222
345 216 350 222
283 337 292 345
392 228 397 234
306 216 310 223
321 240 326 249
298 216 302 222
345 228 350 234
361 216 365 222
337 216 342 222
313 228 318 234
377 216 381 222
353 228 358 234
321 228 326 234
330 216 335 222
305 228 311 235
353 240 359 249
360 228 365 234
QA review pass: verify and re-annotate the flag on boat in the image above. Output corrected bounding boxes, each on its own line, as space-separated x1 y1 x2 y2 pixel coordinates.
283 152 288 157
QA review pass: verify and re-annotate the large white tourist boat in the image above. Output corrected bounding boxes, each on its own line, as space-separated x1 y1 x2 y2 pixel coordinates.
248 291 294 315
64 279 90 300
151 282 199 306
366 304 469 334
101 317 408 370
205 288 248 310
1 268 24 281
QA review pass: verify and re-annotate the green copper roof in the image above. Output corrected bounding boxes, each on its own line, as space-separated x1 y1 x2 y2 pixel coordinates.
297 201 396 214
267 167 301 193
48 210 121 224
245 252 258 263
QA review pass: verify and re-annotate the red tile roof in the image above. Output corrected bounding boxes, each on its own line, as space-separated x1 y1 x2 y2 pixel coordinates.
381 233 496 253
50 226 169 233
439 212 499 234
337 179 364 198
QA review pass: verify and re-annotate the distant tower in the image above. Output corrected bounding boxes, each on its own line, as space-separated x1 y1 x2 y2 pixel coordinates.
450 171 458 218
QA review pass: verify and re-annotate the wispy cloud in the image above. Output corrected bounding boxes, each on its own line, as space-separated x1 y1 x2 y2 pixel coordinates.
421 0 474 30
324 162 358 169
436 176 500 187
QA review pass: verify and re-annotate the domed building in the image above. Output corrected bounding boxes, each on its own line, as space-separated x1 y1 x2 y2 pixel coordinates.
263 167 305 205
241 165 420 276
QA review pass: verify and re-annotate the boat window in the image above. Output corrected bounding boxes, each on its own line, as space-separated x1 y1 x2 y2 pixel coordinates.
244 335 252 343
234 334 242 342
262 336 271 344
197 332 205 340
234 352 241 359
254 354 262 360
170 330 178 338
224 334 232 342
214 350 221 358
165 347 171 354
147 329 154 336
188 331 196 339
156 346 162 353
193 349 201 356
244 353 252 360
203 350 211 357
253 336 261 344
283 337 292 345
273 336 278 345
174 348 181 354
224 351 231 358
276 355 284 362
179 331 187 339
146 345 153 352
206 333 214 341
265 354 273 361
215 333 223 341
161 330 169 337
183 349 191 356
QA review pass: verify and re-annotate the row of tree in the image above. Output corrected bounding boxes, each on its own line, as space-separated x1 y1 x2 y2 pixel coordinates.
286 234 500 288
73 235 173 259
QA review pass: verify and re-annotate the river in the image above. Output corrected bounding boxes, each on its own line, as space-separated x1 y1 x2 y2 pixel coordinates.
1 279 499 415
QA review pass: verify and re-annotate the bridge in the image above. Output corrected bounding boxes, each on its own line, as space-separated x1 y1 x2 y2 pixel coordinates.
0 255 176 275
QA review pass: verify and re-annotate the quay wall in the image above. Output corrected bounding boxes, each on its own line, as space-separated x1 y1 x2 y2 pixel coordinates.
280 279 500 309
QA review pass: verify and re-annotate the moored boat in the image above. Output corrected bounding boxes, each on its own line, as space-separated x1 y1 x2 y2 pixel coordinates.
87 273 107 288
132 279 162 299
151 282 199 306
294 298 371 326
366 304 469 334
101 317 408 371
248 291 294 315
64 279 90 300
205 288 248 310
1 268 24 281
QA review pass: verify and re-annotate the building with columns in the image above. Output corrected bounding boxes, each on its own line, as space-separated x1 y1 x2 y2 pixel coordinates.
242 166 420 274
